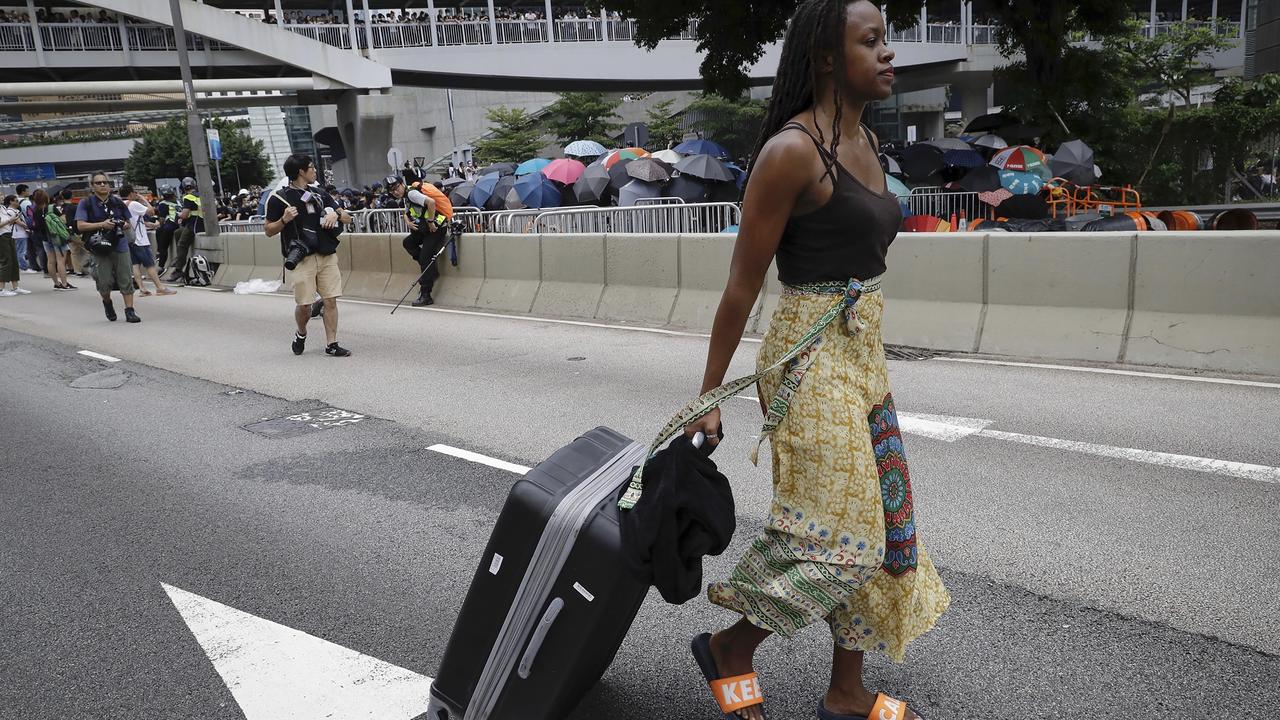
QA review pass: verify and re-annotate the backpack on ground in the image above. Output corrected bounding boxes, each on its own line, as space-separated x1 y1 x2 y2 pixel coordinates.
185 254 212 286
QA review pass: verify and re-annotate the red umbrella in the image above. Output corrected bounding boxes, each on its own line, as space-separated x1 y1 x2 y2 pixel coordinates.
541 158 586 185
902 215 951 232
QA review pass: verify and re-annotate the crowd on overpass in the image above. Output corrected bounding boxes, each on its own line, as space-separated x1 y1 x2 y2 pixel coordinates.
255 5 625 25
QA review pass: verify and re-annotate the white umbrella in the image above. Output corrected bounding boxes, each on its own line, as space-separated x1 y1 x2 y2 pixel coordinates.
651 148 683 164
971 134 1007 150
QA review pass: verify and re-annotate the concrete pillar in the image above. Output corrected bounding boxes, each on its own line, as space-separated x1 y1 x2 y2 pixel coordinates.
487 0 497 45
24 0 44 66
274 0 283 25
600 7 607 41
1149 0 1157 28
962 0 970 44
956 79 990 125
1181 0 1188 21
920 1 927 40
427 0 437 46
1239 0 1246 38
345 0 359 54
361 0 374 52
335 91 396 188
1211 0 1217 32
545 0 554 41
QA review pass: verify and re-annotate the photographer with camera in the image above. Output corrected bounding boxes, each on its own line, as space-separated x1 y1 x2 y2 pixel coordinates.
401 179 452 307
264 154 353 357
74 171 140 323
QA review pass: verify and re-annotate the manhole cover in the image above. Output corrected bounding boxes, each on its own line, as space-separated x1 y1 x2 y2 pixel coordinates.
243 408 367 438
883 345 939 361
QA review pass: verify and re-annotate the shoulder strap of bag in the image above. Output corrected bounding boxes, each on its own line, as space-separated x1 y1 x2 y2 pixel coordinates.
617 281 864 510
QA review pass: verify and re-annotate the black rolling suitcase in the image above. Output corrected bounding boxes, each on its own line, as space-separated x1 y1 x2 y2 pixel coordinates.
425 427 650 720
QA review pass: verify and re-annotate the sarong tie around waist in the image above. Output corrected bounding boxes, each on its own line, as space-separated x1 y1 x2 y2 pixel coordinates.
619 275 883 511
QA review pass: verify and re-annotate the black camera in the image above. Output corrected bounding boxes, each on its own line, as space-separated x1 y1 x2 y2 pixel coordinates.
283 238 311 270
448 219 467 242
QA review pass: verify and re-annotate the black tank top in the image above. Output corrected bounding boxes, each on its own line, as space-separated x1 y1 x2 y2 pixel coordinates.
774 122 902 285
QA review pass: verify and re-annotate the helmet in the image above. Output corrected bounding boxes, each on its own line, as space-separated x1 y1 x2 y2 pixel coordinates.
181 176 195 189
383 175 403 188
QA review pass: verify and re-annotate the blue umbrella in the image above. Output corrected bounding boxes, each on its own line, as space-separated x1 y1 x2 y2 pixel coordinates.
564 140 608 158
724 162 747 189
999 170 1044 195
675 139 730 158
943 148 985 169
513 173 562 209
515 158 552 176
470 172 502 208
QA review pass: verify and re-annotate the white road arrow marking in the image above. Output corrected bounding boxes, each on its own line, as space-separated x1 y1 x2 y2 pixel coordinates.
162 583 433 720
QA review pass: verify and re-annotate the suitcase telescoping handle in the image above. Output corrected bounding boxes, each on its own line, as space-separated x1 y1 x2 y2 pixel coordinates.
516 597 565 679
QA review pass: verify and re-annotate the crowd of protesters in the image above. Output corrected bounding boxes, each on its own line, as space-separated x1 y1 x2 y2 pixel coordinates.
254 5 623 26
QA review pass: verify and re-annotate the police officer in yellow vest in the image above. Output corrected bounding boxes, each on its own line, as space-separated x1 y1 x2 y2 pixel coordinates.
165 177 203 283
154 188 180 270
397 177 451 307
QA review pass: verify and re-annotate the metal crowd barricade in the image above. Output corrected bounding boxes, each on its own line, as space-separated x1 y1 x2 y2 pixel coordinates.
219 218 265 233
351 208 409 235
531 203 742 234
635 197 687 206
905 189 988 223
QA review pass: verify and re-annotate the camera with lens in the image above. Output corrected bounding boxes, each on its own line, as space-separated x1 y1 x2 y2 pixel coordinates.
283 237 311 271
448 218 467 242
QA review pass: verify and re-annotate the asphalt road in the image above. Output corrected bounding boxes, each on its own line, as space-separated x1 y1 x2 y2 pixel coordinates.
1 283 1277 720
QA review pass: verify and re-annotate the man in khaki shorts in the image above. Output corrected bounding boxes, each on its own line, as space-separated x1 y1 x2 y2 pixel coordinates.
264 154 353 356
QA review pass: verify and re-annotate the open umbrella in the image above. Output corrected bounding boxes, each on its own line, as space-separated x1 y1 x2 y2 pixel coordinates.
990 145 1051 180
957 165 1002 193
970 134 1007 150
651 148 683 164
942 148 985 169
998 170 1044 195
503 187 526 211
885 174 911 200
441 176 467 190
618 179 662 207
674 139 729 158
964 111 1019 134
448 180 477 206
901 144 945 182
469 172 502 208
922 138 972 152
572 165 611 205
1052 139 1096 186
514 172 562 208
626 157 673 183
564 139 607 158
602 148 647 169
608 159 635 190
541 157 586 185
515 158 552 176
664 174 714 203
480 162 517 177
422 173 444 185
483 175 518 210
675 153 734 182
880 153 902 176
724 162 747 189
902 215 951 232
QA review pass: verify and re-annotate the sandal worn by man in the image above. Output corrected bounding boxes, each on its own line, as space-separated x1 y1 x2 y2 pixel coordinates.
691 633 766 719
817 694 921 720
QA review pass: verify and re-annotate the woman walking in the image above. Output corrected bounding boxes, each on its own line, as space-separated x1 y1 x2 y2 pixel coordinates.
32 189 74 290
681 2 948 719
0 194 31 296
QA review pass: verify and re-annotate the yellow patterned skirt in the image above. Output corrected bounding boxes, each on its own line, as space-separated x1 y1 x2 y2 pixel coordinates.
707 282 950 662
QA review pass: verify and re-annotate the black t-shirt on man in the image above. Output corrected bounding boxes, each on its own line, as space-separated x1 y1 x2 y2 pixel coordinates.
264 184 340 257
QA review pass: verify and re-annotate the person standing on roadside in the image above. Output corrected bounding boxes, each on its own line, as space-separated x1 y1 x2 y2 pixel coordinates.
400 178 452 307
10 184 37 274
0 195 32 296
264 154 353 357
75 171 140 323
165 177 203 283
122 184 175 297
32 189 74 290
154 188 180 271
680 3 947 720
60 190 90 278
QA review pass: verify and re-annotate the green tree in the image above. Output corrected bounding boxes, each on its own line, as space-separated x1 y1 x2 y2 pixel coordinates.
644 98 683 150
124 118 270 190
543 92 622 145
595 0 1129 99
684 93 767 161
474 107 544 163
1101 19 1235 185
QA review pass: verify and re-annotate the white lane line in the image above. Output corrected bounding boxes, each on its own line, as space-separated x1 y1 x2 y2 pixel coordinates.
937 357 1280 389
728 400 1279 483
976 428 1280 485
78 350 120 362
162 583 432 720
428 443 530 475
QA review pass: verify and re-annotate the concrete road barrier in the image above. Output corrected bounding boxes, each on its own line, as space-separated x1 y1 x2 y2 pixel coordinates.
250 233 283 283
669 234 734 329
881 233 986 352
213 233 255 287
531 234 605 319
596 233 679 325
381 233 422 303
979 232 1134 362
435 231 484 307
477 234 541 313
1125 231 1280 374
344 234 393 300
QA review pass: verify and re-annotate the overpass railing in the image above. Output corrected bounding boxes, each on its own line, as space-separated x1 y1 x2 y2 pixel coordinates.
0 22 236 51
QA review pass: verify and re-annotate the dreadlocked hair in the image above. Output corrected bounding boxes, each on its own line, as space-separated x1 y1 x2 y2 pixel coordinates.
746 0 851 189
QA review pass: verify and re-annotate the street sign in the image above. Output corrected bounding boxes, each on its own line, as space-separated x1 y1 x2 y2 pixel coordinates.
387 147 403 170
207 129 222 161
